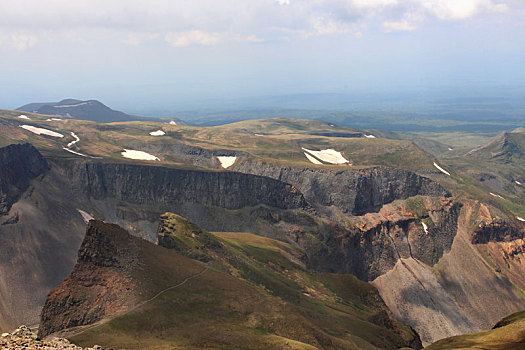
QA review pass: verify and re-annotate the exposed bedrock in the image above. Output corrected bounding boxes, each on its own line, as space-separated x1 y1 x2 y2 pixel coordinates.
39 221 138 337
296 197 461 281
234 161 450 215
70 162 307 211
471 218 525 244
0 143 49 215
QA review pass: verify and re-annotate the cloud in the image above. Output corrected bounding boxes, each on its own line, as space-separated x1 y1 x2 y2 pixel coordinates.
165 30 223 47
0 32 38 50
383 20 417 32
0 0 518 50
123 33 159 46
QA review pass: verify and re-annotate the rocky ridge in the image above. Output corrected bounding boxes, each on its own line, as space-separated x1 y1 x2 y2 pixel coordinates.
39 221 138 337
0 143 49 215
234 160 449 215
1 325 102 349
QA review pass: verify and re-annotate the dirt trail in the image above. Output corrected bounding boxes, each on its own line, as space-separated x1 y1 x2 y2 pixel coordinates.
57 266 209 339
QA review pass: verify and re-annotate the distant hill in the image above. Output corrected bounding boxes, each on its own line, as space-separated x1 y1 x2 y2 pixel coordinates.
467 130 525 162
17 99 138 123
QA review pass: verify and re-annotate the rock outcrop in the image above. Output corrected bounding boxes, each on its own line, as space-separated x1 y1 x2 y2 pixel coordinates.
70 162 308 211
0 143 49 215
1 325 102 350
471 218 525 244
234 161 449 215
39 221 138 337
297 196 461 281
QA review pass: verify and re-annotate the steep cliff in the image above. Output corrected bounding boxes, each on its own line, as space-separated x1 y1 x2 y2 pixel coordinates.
234 161 449 215
0 143 49 215
301 196 461 281
71 162 308 211
39 221 138 337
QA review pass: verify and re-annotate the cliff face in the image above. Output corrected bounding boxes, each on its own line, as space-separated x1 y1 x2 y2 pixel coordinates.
70 162 308 211
297 196 461 281
471 218 525 244
234 161 449 215
0 143 49 215
39 221 138 337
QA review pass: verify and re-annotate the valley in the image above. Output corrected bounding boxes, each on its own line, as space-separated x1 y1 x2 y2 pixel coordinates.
0 109 524 349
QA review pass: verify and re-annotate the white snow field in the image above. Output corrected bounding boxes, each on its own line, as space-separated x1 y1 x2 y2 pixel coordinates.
121 149 159 161
149 130 165 136
18 115 30 120
54 102 89 108
169 120 177 125
422 222 429 234
77 209 94 224
433 162 451 176
46 118 63 121
489 192 505 200
304 152 323 164
516 216 525 222
302 147 349 165
67 132 80 147
516 181 522 185
217 156 237 168
19 125 64 138
364 134 376 139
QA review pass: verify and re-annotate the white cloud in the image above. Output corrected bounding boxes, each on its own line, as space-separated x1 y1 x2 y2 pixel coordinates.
165 30 223 47
123 33 159 46
420 0 509 20
0 0 518 50
383 20 417 32
7 33 37 50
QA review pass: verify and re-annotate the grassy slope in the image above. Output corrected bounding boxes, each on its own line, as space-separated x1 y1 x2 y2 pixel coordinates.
0 110 437 173
69 214 419 349
426 311 525 350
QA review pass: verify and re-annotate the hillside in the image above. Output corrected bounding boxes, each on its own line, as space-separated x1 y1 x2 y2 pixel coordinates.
17 99 138 123
427 311 525 349
40 219 421 349
1 111 525 347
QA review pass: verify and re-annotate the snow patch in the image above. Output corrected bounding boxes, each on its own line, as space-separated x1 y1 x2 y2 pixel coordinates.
217 156 237 168
302 147 349 165
149 130 165 136
364 134 376 139
433 162 451 176
329 124 334 127
121 149 159 161
517 216 525 222
304 152 322 165
54 102 89 108
46 118 63 121
516 181 522 185
77 209 94 224
448 147 453 151
422 222 429 234
489 192 505 200
169 120 177 125
19 125 64 138
67 132 80 147
18 115 30 120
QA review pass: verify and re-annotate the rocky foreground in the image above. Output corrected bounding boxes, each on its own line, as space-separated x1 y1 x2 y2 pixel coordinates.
0 326 102 349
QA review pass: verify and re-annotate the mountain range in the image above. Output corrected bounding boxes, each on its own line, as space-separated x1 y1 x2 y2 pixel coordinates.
0 104 524 349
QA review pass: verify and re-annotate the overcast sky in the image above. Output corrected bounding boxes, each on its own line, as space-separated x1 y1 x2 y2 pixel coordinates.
1 0 524 112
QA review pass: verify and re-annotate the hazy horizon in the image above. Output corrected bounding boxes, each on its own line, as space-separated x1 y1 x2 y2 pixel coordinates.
1 0 524 114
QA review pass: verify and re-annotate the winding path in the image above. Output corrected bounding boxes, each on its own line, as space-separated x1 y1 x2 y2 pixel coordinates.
61 266 209 338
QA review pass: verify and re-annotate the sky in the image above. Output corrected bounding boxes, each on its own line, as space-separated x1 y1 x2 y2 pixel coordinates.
0 0 524 113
